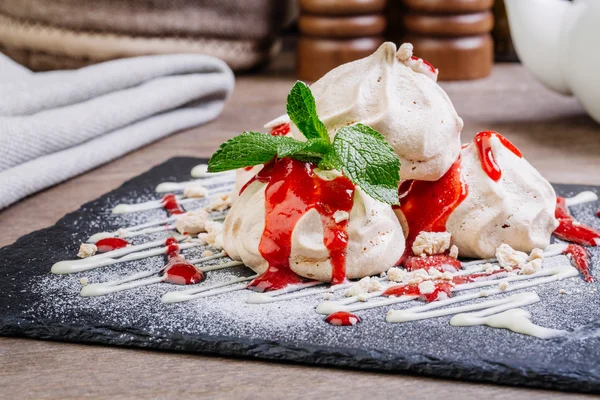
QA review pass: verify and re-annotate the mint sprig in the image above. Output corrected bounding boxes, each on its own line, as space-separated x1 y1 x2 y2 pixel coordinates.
208 81 400 205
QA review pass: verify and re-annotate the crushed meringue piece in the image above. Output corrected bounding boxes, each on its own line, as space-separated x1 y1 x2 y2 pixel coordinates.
183 185 208 198
418 280 435 295
528 248 544 261
519 258 543 275
77 243 97 258
206 192 233 212
333 210 350 223
498 281 509 291
559 289 567 295
116 228 127 237
387 267 407 283
79 277 89 286
495 243 528 269
357 293 369 302
345 276 382 297
323 292 333 300
412 231 451 256
175 209 209 235
198 220 225 249
201 250 214 257
449 245 459 259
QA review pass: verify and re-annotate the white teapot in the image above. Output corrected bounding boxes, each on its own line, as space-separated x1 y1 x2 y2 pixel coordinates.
504 0 600 123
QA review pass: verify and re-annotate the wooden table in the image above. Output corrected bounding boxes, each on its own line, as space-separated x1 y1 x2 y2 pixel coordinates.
1 64 599 399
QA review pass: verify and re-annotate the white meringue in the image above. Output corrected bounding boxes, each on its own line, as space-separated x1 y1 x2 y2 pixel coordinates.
445 135 558 258
223 180 405 282
265 42 463 181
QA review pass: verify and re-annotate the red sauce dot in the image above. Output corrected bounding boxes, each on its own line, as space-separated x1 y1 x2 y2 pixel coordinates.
325 311 360 326
161 194 184 215
95 237 129 253
163 257 204 285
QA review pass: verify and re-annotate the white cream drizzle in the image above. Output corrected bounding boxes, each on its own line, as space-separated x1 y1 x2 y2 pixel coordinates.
161 275 258 303
51 236 195 274
112 187 232 214
190 164 235 179
564 190 598 206
155 175 235 193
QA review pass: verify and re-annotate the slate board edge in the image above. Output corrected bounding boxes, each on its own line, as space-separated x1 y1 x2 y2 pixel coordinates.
0 156 598 394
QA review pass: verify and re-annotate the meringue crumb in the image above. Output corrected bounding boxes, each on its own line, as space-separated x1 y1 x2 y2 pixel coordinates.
198 220 225 249
77 243 97 258
333 210 350 223
357 293 369 302
116 228 127 237
528 248 544 261
559 289 567 295
418 280 435 295
323 293 333 300
495 243 528 269
412 231 451 256
345 276 382 297
479 290 489 297
519 258 542 275
206 192 233 212
498 281 509 291
175 208 209 235
449 245 459 259
79 277 89 286
183 185 208 198
387 267 407 283
201 250 214 257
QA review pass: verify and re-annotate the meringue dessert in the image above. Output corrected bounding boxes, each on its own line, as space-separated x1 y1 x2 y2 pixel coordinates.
51 42 600 338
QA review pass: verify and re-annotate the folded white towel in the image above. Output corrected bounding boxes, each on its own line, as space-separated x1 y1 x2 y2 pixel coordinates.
0 53 234 209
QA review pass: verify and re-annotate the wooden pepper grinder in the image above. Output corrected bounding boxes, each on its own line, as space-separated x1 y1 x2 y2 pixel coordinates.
402 0 494 80
297 0 387 82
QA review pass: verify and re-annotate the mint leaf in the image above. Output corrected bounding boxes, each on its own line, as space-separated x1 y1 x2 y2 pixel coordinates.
286 81 330 142
332 124 400 205
208 132 326 172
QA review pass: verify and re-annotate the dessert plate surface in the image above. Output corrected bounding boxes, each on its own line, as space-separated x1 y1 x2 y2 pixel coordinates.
1 157 599 393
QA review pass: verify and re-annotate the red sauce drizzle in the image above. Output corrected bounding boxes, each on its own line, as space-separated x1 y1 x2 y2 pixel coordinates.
597 210 600 218
403 255 462 272
269 123 291 137
384 282 452 303
248 158 355 291
397 157 468 260
563 244 593 282
161 194 184 215
162 237 204 284
411 55 436 74
95 237 129 253
452 268 513 285
554 197 600 247
473 130 522 182
325 311 360 326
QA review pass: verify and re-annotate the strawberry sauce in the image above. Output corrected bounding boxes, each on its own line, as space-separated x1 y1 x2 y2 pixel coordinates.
325 311 360 326
95 237 129 253
162 237 204 285
397 157 468 258
403 255 462 272
248 158 355 291
554 197 600 247
269 123 291 137
161 194 184 215
384 282 452 303
411 55 436 74
473 130 522 182
563 244 593 282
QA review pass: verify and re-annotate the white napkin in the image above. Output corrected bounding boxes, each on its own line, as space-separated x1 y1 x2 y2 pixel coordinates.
0 53 234 209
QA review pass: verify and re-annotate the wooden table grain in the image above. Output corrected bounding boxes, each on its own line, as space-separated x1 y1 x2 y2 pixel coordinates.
1 65 599 399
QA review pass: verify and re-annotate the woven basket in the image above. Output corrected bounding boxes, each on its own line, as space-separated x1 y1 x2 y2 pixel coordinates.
0 0 288 71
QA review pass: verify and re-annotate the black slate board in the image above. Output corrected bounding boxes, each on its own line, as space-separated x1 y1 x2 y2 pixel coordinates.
1 157 600 394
